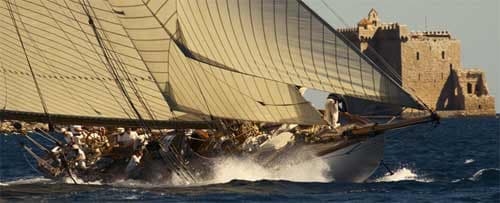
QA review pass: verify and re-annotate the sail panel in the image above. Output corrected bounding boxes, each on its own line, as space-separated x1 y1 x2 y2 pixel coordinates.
175 0 422 109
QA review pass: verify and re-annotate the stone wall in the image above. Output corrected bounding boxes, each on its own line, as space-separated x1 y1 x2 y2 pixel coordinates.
401 33 461 110
454 69 496 115
337 9 496 117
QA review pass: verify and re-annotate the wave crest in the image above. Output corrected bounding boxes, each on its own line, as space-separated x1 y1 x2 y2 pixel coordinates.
469 168 500 182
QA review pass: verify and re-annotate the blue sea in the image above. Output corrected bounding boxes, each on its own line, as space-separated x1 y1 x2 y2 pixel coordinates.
1 118 499 202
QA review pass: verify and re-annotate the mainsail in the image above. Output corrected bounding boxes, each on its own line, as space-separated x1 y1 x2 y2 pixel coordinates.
1 0 425 128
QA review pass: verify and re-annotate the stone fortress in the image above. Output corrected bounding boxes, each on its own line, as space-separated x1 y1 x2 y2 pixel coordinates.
338 9 496 117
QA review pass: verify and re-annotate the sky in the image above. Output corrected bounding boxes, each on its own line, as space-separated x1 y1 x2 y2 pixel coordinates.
304 0 499 112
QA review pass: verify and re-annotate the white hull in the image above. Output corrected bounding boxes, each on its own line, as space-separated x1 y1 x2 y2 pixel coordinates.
320 135 385 183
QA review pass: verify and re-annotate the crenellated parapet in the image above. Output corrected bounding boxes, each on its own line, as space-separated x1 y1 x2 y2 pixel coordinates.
408 30 453 41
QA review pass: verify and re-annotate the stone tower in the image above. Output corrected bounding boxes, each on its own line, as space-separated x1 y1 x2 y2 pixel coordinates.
337 9 495 116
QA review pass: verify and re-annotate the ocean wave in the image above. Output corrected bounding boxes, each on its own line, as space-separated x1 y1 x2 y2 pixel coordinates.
373 167 433 183
469 168 500 182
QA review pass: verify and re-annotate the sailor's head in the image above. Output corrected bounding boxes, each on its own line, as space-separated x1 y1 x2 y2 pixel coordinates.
72 144 80 150
117 127 125 134
60 128 67 133
72 125 82 132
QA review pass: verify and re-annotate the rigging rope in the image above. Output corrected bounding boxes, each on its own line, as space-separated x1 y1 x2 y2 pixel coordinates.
80 0 152 132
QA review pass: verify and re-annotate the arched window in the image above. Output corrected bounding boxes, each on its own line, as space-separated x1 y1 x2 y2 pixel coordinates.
416 52 420 60
467 83 473 94
478 105 482 109
441 51 445 59
450 64 453 69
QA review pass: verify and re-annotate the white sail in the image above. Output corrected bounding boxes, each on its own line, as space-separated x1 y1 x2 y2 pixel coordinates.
174 0 423 109
108 0 325 125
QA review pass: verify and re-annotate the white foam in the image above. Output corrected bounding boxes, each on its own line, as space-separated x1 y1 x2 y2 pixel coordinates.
464 159 475 164
374 167 433 183
199 156 331 185
0 177 52 186
62 176 103 185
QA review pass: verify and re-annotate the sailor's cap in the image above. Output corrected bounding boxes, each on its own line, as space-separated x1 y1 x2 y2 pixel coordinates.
72 144 80 149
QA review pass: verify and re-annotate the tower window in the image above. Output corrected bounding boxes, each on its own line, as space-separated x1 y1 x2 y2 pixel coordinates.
450 63 453 69
441 51 445 59
467 83 473 94
416 52 420 60
475 84 481 96
478 105 482 109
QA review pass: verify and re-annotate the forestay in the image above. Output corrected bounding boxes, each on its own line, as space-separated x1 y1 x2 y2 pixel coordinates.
174 0 423 109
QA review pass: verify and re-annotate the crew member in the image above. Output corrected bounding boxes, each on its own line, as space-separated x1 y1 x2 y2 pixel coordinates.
117 128 137 148
72 144 87 169
324 94 342 128
125 150 143 173
61 128 74 145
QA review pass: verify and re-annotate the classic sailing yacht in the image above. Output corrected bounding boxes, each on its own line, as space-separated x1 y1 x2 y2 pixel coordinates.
0 0 438 183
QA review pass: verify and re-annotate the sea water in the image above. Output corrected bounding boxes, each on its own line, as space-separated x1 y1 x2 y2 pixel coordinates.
1 118 499 202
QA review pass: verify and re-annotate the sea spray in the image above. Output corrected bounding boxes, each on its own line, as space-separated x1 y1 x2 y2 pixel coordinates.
200 156 332 184
374 167 433 183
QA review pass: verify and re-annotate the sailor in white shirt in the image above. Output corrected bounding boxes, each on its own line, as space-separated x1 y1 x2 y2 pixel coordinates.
117 128 137 148
72 125 86 146
324 94 340 129
125 150 143 173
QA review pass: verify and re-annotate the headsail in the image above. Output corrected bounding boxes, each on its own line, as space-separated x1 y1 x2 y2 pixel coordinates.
173 0 424 109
